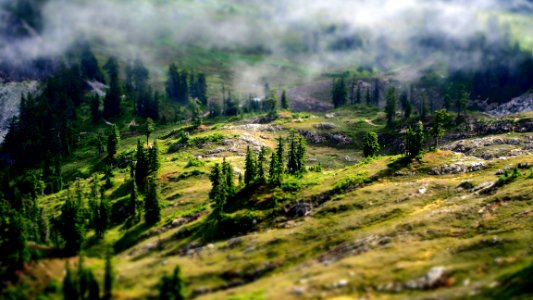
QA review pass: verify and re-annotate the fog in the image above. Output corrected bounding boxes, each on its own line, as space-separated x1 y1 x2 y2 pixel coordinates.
1 0 532 91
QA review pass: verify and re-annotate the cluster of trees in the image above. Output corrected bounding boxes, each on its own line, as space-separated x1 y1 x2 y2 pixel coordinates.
62 253 114 300
166 64 207 106
332 77 380 108
209 133 306 220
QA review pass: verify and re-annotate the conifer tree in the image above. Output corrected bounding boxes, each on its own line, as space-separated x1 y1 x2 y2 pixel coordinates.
144 177 161 225
90 95 101 123
281 90 289 110
106 125 120 162
332 77 347 108
432 109 449 149
60 193 85 255
159 266 186 300
103 57 122 118
257 147 268 183
356 83 362 104
456 88 470 118
95 196 110 239
149 140 161 174
363 131 381 158
269 153 280 185
244 146 257 186
197 73 208 106
135 140 149 191
295 135 307 175
385 87 397 128
209 163 225 221
222 158 235 198
103 252 114 300
406 121 425 158
275 136 285 175
63 262 79 300
145 118 154 147
287 133 298 175
366 87 371 106
444 94 453 111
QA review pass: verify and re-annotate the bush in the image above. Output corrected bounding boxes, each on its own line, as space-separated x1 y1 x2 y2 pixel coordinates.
219 211 261 237
497 167 521 186
331 174 369 194
308 163 323 172
281 177 301 192
185 158 205 168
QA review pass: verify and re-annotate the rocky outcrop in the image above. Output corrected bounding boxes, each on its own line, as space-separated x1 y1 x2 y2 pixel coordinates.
443 136 533 159
489 92 533 116
0 80 39 142
298 129 353 145
430 161 485 175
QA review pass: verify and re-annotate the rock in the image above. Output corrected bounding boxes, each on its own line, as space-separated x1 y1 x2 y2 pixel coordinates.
287 202 312 218
171 218 187 227
418 187 427 194
291 286 305 295
313 123 337 130
430 161 485 175
518 162 531 169
226 237 242 249
223 124 282 132
333 279 348 288
206 148 225 155
489 92 533 116
405 266 447 290
325 113 336 119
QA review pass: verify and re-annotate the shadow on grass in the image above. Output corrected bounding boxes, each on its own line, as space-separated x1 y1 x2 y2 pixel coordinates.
113 222 152 253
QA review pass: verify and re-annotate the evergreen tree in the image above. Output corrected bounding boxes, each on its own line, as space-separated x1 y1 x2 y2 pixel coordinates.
0 201 28 270
269 153 280 185
332 77 347 108
166 64 180 103
456 87 470 118
443 94 454 111
144 118 154 147
90 95 101 123
281 89 289 110
127 177 140 226
86 269 100 300
144 177 161 225
197 73 208 106
222 158 235 198
363 132 380 158
295 135 307 175
287 133 298 175
356 83 362 104
106 125 120 162
406 121 425 158
366 87 371 106
103 57 122 118
244 146 257 186
88 176 100 229
385 87 397 128
135 140 149 191
63 262 79 300
257 147 268 183
420 94 429 121
209 163 225 221
149 140 161 174
95 196 110 239
60 193 85 255
275 136 285 175
103 252 114 300
80 44 104 82
159 266 186 300
432 109 449 149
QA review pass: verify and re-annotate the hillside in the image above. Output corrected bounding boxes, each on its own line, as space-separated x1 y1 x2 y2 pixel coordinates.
5 105 532 299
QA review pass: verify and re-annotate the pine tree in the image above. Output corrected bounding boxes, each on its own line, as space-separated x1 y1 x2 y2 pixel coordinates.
287 133 298 175
90 95 101 123
106 125 120 162
222 158 235 198
144 118 155 147
135 140 149 191
275 136 285 175
95 196 110 239
103 57 122 118
295 135 307 175
257 147 268 183
63 262 79 300
103 252 114 300
0 202 28 269
88 177 100 229
127 179 140 226
332 77 347 108
209 163 226 221
87 269 100 300
244 146 257 186
149 140 161 174
444 94 453 111
432 109 449 149
356 83 362 104
144 177 161 225
159 266 186 300
366 87 371 106
363 132 380 158
80 44 104 82
60 193 85 255
385 87 397 128
269 153 280 185
197 73 208 106
281 89 289 110
456 87 470 119
406 121 425 158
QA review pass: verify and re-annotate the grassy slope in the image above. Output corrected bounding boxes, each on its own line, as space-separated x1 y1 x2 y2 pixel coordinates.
18 104 533 299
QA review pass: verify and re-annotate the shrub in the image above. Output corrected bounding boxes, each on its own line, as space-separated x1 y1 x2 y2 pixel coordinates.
331 174 369 194
281 176 301 192
185 158 205 168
